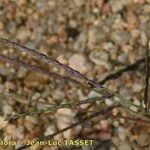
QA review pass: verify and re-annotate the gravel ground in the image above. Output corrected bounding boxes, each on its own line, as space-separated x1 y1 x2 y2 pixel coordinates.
0 0 150 150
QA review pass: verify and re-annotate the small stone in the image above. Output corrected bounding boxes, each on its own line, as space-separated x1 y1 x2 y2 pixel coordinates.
133 99 141 106
102 3 111 14
16 28 31 42
5 124 17 138
113 120 119 127
74 0 84 6
17 67 27 78
119 141 132 150
15 126 24 139
132 82 143 92
110 30 130 46
100 120 109 129
110 0 124 13
134 0 145 4
119 87 132 99
112 108 119 116
31 92 41 101
88 28 106 49
0 116 8 129
126 12 139 30
93 7 100 14
55 108 79 139
89 51 111 70
119 118 125 124
143 4 150 13
105 98 114 106
69 20 78 28
52 89 65 100
117 53 128 63
73 31 87 51
24 72 49 87
57 55 68 64
24 116 38 132
6 21 17 34
68 54 87 73
25 18 38 30
131 29 140 38
140 31 148 46
122 45 131 53
88 90 101 98
5 81 16 92
3 104 13 115
136 133 150 146
118 127 127 140
44 125 56 136
47 35 59 45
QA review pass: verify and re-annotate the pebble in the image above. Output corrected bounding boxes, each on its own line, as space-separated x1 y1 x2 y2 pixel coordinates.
2 104 13 115
133 99 141 106
52 88 65 100
117 53 128 63
68 53 87 73
6 21 17 34
44 125 56 136
105 98 114 106
0 116 8 129
17 67 27 78
118 127 127 140
131 29 140 38
110 30 130 46
100 119 109 129
87 27 106 49
16 27 31 42
112 108 119 116
134 0 145 4
57 54 68 64
47 35 59 45
119 88 132 100
24 72 49 88
143 4 150 13
31 92 41 101
118 141 132 150
136 133 150 146
88 90 101 97
126 12 139 30
5 81 16 92
113 120 119 127
89 51 111 70
132 82 143 92
5 124 17 139
74 0 84 6
140 31 148 46
55 108 80 139
110 0 125 13
73 31 87 51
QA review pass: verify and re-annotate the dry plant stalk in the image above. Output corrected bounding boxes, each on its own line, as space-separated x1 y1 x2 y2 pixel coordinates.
16 104 119 150
144 44 150 109
0 37 150 150
0 38 100 88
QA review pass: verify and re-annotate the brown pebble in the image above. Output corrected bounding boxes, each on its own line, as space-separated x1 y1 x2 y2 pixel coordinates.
134 0 145 4
126 12 139 30
102 3 111 14
47 35 59 45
